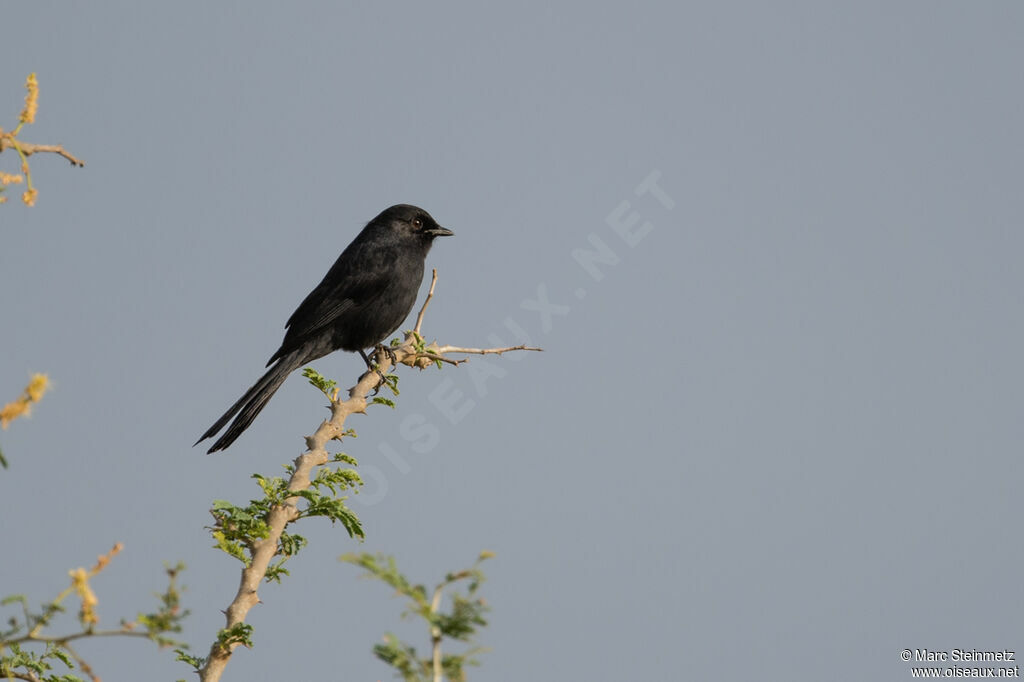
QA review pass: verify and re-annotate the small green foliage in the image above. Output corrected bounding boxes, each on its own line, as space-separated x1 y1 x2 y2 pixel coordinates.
209 497 271 565
371 396 396 408
254 473 290 503
275 462 367 539
332 452 358 466
373 633 426 681
209 465 364 581
131 562 190 647
264 530 308 584
342 553 428 610
278 531 307 557
263 563 288 583
297 492 364 538
435 593 487 641
441 648 487 682
2 564 188 681
210 529 249 565
302 367 337 397
0 594 27 604
400 330 426 351
215 622 254 652
0 643 65 681
311 463 363 495
175 648 205 671
342 552 492 681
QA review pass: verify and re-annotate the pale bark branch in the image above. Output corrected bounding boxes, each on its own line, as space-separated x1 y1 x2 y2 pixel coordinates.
198 272 540 682
0 135 85 166
7 628 154 646
413 268 439 333
430 584 444 682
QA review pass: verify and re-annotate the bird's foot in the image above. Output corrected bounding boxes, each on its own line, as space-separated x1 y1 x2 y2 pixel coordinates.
360 346 397 395
374 343 398 368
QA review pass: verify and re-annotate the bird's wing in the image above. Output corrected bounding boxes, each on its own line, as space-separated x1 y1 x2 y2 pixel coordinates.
288 244 394 331
267 244 396 364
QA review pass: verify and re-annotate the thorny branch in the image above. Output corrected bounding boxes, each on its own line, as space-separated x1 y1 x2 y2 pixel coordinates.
198 270 540 682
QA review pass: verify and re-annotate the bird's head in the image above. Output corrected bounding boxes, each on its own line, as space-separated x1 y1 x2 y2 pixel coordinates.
377 204 454 242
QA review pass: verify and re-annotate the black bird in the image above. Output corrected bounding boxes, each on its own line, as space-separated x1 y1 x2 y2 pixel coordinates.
197 204 453 453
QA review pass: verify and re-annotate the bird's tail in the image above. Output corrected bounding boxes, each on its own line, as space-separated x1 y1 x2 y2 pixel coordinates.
196 354 299 453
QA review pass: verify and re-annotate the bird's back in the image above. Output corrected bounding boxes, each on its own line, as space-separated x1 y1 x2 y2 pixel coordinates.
269 221 429 363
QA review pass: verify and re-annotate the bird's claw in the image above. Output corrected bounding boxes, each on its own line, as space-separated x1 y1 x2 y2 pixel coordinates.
361 344 397 396
375 343 398 367
370 369 388 395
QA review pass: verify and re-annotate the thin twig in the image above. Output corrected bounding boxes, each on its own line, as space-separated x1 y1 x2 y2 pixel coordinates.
404 344 542 368
432 344 542 356
60 642 97 682
430 585 444 682
0 136 85 166
8 628 149 646
413 268 438 334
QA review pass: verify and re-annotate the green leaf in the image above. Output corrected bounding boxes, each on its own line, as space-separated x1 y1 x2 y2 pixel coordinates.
311 465 363 495
278 532 307 557
175 649 205 671
216 622 254 651
211 530 249 565
1 593 27 606
373 633 427 682
331 452 357 466
48 646 74 668
347 552 493 680
302 367 337 396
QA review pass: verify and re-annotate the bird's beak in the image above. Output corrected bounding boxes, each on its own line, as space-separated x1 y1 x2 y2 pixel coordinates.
428 225 455 237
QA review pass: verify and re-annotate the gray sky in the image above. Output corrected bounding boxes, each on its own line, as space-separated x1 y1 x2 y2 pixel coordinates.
3 3 1023 681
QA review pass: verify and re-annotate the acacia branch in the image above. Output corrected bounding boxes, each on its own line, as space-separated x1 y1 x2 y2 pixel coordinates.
59 642 96 682
430 584 444 682
413 268 439 333
407 343 541 368
199 272 540 682
408 270 542 367
0 135 85 167
7 628 152 647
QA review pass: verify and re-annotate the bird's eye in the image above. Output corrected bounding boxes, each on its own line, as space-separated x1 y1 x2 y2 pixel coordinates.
412 217 423 229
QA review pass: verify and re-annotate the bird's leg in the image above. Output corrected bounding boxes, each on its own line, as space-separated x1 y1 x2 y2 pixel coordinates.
359 348 393 395
375 342 398 367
